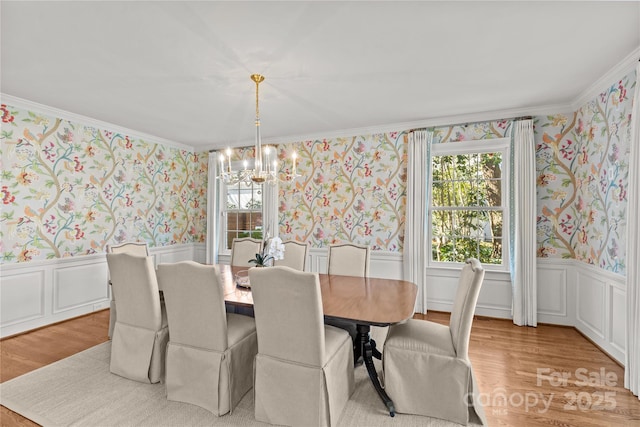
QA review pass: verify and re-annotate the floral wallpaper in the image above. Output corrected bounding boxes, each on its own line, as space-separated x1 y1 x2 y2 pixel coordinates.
2 66 635 275
0 104 208 264
432 119 511 143
271 120 512 252
536 69 635 274
276 133 407 251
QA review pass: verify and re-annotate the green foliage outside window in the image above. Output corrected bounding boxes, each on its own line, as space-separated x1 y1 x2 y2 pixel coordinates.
431 151 504 264
237 230 263 240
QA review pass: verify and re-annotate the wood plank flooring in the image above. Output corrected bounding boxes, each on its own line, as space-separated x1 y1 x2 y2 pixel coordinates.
1 310 639 426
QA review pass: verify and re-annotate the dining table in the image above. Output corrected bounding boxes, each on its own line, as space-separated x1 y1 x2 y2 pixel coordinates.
219 264 418 417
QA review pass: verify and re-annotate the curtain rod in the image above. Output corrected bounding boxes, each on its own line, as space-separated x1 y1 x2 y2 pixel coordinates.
208 115 537 148
408 115 533 133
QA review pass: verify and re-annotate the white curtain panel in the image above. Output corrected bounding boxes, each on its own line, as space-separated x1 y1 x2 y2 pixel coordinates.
403 130 432 313
510 120 537 327
625 61 640 399
206 152 219 265
262 181 279 241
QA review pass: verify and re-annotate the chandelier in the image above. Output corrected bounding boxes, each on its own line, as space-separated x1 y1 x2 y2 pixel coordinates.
218 74 300 186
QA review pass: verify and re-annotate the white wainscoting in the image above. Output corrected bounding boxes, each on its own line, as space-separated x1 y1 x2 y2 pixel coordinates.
2 244 627 364
0 243 200 338
425 267 513 319
217 247 404 278
537 258 626 363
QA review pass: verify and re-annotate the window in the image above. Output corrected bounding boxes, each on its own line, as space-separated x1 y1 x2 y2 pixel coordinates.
430 138 510 267
222 180 263 250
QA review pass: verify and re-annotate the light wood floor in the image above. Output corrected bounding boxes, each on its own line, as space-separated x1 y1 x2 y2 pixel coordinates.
1 310 639 426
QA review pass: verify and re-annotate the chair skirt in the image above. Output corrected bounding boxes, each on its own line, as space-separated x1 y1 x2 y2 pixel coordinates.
110 322 169 384
165 330 257 416
253 337 354 427
108 300 117 338
383 346 487 425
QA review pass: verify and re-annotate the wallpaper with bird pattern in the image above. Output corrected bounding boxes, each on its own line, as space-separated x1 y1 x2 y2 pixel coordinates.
535 69 635 275
1 66 635 276
0 105 208 263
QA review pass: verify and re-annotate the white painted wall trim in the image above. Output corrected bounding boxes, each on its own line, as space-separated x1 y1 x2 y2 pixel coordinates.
6 45 638 155
571 46 640 110
0 243 200 338
0 94 193 151
425 266 513 319
1 242 626 364
212 48 640 151
537 258 626 364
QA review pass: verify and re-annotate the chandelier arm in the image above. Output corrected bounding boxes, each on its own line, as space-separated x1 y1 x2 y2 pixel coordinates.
218 74 300 187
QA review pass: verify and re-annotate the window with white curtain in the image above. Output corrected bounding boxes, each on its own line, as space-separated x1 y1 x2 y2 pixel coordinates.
430 138 510 269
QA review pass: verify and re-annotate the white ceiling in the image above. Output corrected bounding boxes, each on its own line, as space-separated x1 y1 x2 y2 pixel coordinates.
2 1 639 151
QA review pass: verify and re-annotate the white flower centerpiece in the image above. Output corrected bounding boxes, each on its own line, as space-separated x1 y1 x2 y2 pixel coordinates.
249 235 285 267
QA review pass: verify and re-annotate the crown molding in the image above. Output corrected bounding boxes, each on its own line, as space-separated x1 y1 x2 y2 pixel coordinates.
571 46 640 110
0 94 193 151
6 45 639 153
257 47 640 147
209 102 574 151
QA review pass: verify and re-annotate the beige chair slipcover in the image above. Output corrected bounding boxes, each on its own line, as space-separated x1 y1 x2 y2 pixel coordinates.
273 240 308 270
156 261 258 416
230 237 262 267
326 243 370 277
106 253 168 384
326 243 373 345
249 266 354 426
383 258 487 425
106 241 150 338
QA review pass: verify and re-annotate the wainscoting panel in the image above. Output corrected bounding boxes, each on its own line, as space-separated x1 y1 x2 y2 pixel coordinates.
609 284 626 359
310 248 328 274
2 244 629 365
537 262 574 325
155 246 195 264
368 251 403 279
573 263 626 364
193 244 207 263
576 269 607 340
424 270 459 309
0 270 45 326
54 262 109 313
0 243 198 338
425 268 512 319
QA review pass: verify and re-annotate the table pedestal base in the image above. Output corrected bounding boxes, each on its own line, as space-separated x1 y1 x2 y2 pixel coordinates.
354 324 395 417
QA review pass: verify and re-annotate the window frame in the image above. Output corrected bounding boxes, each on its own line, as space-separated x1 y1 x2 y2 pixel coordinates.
218 159 264 254
428 137 511 271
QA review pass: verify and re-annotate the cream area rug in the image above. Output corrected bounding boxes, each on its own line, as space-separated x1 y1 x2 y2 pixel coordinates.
0 342 474 426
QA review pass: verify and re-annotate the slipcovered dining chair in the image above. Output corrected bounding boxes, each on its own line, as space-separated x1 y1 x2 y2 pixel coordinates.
106 241 150 338
230 237 262 267
273 240 308 270
106 252 168 384
326 243 372 351
326 243 370 277
249 266 354 426
156 261 258 416
382 258 487 425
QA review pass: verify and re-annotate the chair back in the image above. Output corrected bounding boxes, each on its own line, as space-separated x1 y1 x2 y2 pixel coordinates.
157 261 228 351
107 241 149 256
231 237 262 267
249 266 326 366
106 253 161 331
449 258 485 359
274 240 308 270
327 243 370 277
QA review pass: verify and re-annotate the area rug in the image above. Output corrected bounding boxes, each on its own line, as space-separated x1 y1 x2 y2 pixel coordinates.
0 342 474 426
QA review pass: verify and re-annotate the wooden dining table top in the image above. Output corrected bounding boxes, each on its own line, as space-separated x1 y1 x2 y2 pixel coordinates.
219 265 418 327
